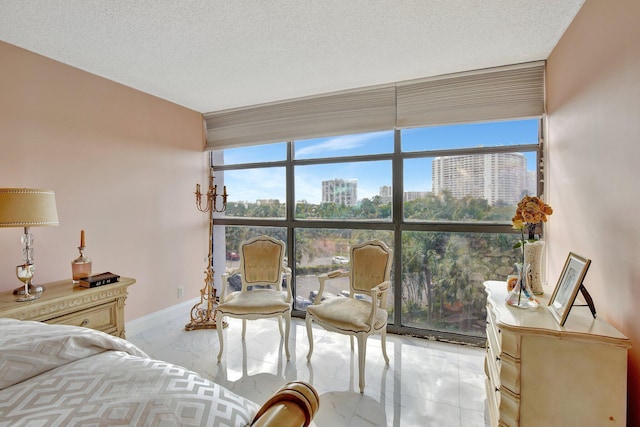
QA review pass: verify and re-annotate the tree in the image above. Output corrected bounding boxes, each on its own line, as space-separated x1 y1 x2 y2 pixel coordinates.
219 191 522 336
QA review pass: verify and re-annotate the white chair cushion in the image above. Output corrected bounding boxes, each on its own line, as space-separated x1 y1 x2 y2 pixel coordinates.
217 290 290 316
306 297 387 333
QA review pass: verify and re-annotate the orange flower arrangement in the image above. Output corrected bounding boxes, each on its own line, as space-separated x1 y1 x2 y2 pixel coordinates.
512 195 553 242
508 195 553 305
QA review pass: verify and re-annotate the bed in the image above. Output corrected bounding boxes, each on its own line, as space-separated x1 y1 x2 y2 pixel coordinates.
0 318 319 426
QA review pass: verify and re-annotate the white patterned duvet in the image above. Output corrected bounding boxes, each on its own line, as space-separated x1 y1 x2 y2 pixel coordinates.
0 318 259 427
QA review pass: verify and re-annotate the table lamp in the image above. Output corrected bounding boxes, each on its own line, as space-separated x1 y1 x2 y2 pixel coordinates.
0 188 59 301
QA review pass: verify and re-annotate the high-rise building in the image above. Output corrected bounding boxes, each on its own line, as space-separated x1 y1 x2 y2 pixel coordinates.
379 185 392 204
379 187 431 203
404 191 431 202
432 153 527 205
322 179 358 206
527 170 537 196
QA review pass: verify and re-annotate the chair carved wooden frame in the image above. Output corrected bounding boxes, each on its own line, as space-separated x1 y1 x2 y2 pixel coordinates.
305 239 392 393
217 235 292 362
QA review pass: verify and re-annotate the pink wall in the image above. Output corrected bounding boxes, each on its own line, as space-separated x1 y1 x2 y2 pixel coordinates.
0 41 209 321
546 0 640 423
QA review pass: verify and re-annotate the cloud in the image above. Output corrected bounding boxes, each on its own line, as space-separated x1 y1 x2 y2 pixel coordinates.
225 168 286 203
295 131 387 157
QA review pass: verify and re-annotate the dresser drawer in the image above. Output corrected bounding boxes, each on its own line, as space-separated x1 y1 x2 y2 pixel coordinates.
486 309 501 355
486 336 501 390
499 386 521 426
500 330 521 359
485 376 500 427
47 302 117 334
499 352 520 395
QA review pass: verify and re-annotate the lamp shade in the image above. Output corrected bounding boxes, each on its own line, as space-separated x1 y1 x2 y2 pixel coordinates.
0 188 59 227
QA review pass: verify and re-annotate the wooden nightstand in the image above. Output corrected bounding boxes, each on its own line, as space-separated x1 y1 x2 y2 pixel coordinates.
0 277 135 338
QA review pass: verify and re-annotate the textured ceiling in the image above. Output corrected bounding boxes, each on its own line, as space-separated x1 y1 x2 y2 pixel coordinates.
0 0 584 114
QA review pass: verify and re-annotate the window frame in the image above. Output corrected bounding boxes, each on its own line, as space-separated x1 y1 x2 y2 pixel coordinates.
212 119 542 345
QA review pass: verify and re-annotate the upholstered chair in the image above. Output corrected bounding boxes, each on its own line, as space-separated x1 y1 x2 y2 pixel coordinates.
305 239 392 393
217 235 292 362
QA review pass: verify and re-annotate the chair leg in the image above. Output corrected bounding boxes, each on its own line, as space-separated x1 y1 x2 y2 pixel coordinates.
284 312 291 361
277 315 284 338
350 335 354 351
216 314 225 362
381 328 390 365
305 315 314 361
356 334 367 393
242 319 247 338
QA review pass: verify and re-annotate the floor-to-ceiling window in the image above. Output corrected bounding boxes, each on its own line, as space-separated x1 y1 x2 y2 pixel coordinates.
210 118 540 344
207 62 545 344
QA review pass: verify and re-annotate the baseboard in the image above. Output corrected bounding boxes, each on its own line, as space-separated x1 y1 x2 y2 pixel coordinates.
125 297 199 337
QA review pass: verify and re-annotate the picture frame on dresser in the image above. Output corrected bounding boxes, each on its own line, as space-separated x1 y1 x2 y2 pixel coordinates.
548 252 591 326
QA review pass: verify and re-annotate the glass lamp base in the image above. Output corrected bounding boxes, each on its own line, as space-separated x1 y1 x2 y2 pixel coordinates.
15 264 41 301
13 283 44 295
16 292 40 302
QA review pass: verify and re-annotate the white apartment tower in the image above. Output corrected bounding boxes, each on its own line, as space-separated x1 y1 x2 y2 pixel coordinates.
322 179 358 206
432 153 527 205
404 191 430 202
379 185 392 204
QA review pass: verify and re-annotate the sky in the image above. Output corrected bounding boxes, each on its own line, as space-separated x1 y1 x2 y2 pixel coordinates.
215 119 539 204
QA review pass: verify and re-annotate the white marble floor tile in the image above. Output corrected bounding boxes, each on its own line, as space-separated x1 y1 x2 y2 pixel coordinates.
128 315 490 427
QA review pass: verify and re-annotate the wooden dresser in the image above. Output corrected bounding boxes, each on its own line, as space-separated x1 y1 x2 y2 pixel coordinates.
0 277 135 338
484 280 630 427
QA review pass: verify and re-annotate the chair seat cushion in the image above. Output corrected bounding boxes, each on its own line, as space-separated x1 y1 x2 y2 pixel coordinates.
306 297 387 333
217 290 290 316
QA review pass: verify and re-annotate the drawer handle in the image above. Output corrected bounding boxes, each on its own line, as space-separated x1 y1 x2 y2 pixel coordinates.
80 318 90 327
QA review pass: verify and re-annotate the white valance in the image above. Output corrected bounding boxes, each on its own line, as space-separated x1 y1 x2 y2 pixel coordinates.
204 86 396 150
204 61 545 150
396 62 545 128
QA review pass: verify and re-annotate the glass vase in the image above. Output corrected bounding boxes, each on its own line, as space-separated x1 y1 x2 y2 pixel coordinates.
505 263 539 309
72 247 92 284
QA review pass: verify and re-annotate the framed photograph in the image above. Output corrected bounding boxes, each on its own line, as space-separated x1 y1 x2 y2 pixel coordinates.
548 252 591 326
